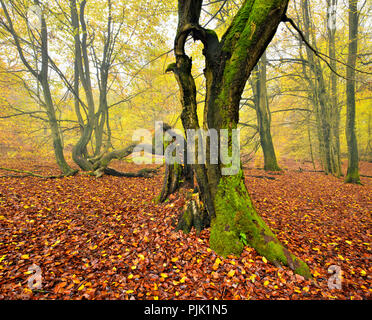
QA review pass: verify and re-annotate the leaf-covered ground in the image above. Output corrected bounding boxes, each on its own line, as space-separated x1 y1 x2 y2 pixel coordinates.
0 159 371 300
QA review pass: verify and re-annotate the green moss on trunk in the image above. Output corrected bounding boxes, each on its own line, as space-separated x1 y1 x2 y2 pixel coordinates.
210 169 312 279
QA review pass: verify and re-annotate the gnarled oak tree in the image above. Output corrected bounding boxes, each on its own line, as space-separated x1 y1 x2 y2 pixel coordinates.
166 0 311 278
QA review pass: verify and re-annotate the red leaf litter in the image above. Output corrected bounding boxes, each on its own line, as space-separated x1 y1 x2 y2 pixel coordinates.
0 159 371 300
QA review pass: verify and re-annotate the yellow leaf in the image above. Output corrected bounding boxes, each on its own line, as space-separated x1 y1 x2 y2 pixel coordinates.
128 274 134 280
51 240 61 247
21 254 29 259
179 276 187 283
212 257 222 270
313 270 321 277
262 257 268 264
78 284 85 291
72 275 80 284
345 240 352 245
227 269 235 277
138 254 145 261
126 290 134 294
249 274 257 283
160 273 168 278
264 280 269 286
171 257 179 263
360 270 366 276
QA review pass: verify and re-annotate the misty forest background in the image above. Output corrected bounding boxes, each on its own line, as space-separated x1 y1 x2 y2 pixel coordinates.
0 0 370 174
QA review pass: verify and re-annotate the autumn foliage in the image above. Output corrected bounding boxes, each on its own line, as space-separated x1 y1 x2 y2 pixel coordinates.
0 159 370 300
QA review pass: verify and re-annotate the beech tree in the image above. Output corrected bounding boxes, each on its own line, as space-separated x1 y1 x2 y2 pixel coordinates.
166 0 311 278
345 0 360 184
250 51 281 171
299 0 341 176
0 0 75 175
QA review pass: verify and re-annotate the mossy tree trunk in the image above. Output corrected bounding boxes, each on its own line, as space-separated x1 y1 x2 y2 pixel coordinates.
167 0 311 278
251 52 281 171
345 0 360 184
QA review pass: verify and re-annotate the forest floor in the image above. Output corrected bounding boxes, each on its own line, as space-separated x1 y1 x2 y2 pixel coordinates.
0 158 371 300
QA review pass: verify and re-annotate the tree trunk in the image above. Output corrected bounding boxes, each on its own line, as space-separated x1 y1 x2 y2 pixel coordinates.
70 0 116 170
327 0 342 177
345 0 360 184
167 0 311 278
301 0 340 176
70 0 95 171
40 8 75 175
251 52 281 171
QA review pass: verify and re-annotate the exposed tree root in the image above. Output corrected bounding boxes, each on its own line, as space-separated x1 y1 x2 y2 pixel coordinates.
101 166 161 178
0 167 78 179
175 193 209 235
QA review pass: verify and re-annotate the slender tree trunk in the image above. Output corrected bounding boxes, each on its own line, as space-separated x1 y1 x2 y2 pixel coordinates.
366 113 372 161
345 0 360 184
327 0 342 177
301 0 342 176
40 16 73 175
252 52 281 171
307 118 316 170
70 0 96 171
42 83 73 175
167 0 311 278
